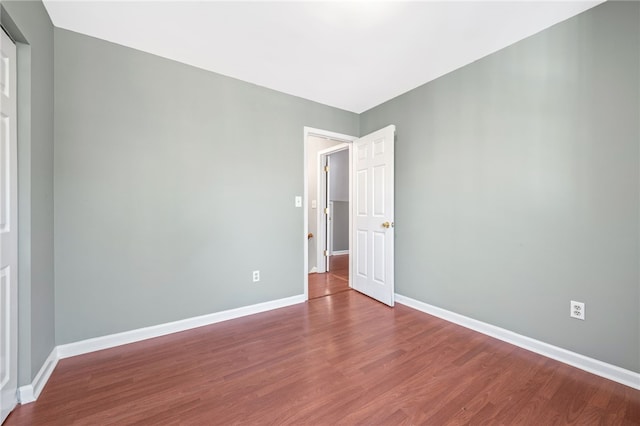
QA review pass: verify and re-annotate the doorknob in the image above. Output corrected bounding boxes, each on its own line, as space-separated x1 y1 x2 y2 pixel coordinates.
382 221 393 229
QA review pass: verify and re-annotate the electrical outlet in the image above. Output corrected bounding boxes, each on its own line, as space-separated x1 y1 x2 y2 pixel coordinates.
252 270 260 282
570 300 585 320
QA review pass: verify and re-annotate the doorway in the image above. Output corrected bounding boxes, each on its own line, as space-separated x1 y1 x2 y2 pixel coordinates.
303 125 396 306
303 128 356 300
317 145 349 273
310 145 350 299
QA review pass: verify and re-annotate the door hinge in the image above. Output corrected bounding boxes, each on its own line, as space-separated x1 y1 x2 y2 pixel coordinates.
324 250 328 256
324 207 330 214
324 165 330 172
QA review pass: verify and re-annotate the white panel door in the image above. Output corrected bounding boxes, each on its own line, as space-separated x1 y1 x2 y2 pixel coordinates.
352 125 395 306
0 29 18 424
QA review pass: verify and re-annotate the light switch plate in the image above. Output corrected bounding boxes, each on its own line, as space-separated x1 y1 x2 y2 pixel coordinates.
311 200 317 209
295 196 302 207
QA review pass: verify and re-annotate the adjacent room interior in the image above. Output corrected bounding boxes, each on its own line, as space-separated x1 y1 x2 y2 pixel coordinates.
1 0 639 424
306 135 351 299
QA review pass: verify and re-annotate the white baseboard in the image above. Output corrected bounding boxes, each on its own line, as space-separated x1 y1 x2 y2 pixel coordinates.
20 292 638 408
58 294 305 359
309 266 318 274
18 348 58 403
331 250 349 256
19 294 306 404
395 294 640 390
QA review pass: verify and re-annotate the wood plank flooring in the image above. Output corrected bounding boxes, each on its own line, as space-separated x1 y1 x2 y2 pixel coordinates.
308 254 349 299
6 290 639 425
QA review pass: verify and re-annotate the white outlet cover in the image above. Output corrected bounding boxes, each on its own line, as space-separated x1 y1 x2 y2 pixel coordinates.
570 300 585 320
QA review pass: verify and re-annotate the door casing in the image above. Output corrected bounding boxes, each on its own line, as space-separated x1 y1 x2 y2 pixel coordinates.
0 26 19 423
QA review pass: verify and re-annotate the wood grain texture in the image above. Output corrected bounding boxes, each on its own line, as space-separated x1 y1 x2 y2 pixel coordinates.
6 290 639 425
308 254 349 299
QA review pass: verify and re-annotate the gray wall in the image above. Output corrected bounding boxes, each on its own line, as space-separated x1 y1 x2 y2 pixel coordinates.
1 1 55 386
4 0 637 384
331 201 349 253
329 150 349 253
361 1 639 372
329 149 349 202
54 29 358 344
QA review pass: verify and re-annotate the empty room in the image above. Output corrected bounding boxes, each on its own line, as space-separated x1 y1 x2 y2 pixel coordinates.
1 0 639 424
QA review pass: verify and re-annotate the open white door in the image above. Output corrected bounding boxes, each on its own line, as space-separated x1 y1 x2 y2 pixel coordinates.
0 29 18 423
352 125 395 306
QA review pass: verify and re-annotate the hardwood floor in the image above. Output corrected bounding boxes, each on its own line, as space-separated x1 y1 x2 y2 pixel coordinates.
6 290 639 425
308 254 349 299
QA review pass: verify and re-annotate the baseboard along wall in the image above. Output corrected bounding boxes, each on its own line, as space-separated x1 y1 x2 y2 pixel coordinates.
19 294 305 403
395 294 640 391
18 349 59 404
18 292 639 405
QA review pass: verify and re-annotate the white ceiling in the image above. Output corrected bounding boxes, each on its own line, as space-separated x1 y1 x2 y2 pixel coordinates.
42 1 603 113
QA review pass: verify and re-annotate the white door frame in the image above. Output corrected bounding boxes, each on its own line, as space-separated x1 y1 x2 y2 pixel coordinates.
0 26 18 423
303 127 357 301
316 144 349 273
